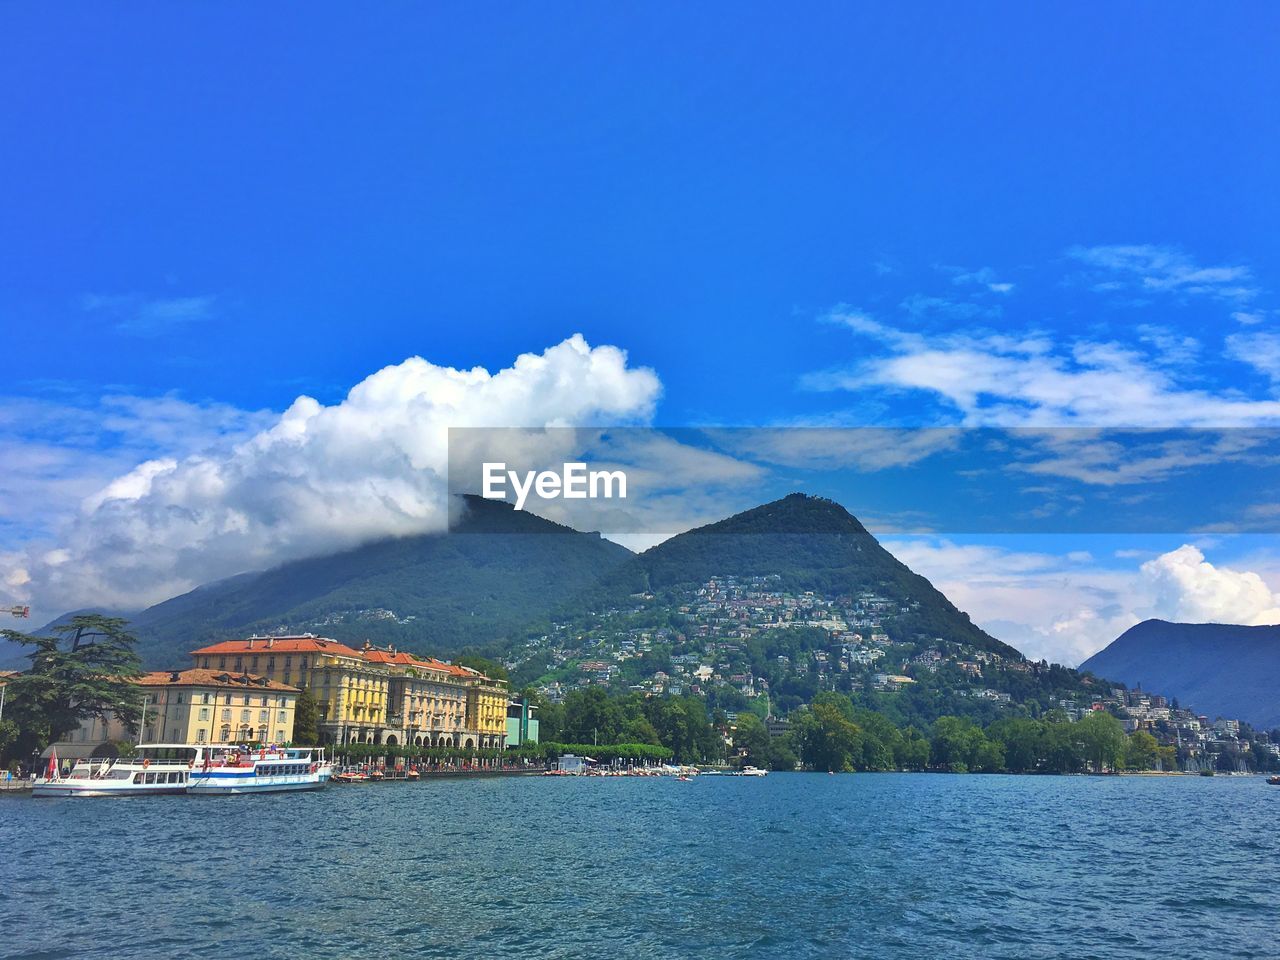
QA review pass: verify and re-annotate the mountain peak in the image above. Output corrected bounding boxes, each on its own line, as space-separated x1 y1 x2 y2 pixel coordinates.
691 493 870 536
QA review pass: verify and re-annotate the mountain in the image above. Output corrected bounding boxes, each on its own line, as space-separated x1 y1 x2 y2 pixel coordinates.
573 493 1023 660
19 492 1022 678
39 495 634 670
1080 619 1280 731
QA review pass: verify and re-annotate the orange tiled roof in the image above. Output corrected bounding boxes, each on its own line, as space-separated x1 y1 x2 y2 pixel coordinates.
190 636 363 658
361 650 484 679
135 669 300 692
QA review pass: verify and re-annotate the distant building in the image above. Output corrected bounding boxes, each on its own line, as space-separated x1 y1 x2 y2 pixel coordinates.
505 697 540 748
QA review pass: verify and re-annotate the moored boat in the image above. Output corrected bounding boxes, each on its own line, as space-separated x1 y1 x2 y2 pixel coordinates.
33 745 199 798
188 745 331 795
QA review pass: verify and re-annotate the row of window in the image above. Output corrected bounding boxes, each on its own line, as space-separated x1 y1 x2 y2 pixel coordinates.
134 771 187 785
259 764 312 777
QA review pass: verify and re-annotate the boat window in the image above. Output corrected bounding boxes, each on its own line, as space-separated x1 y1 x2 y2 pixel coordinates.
133 773 143 784
145 772 157 784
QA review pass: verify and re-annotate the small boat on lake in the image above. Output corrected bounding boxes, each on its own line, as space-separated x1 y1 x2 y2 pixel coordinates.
1267 775 1280 785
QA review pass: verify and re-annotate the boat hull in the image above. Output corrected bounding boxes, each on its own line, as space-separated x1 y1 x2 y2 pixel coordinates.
32 781 188 798
188 771 330 795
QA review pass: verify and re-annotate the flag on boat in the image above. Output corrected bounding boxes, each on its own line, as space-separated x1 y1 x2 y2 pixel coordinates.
46 748 58 780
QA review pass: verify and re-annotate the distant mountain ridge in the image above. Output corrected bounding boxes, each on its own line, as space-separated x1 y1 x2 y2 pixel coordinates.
22 495 635 670
1081 619 1280 730
22 492 1024 674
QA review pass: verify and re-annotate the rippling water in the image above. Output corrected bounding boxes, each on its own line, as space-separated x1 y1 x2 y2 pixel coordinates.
3 774 1279 959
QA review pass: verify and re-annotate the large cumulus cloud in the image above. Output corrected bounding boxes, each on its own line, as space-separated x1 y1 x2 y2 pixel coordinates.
7 335 661 617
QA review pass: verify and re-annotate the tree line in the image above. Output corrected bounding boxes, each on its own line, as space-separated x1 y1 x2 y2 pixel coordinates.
746 691 1177 774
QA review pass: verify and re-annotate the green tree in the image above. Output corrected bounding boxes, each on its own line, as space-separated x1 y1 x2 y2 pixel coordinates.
732 713 770 768
562 687 623 745
929 716 985 773
1123 730 1159 770
1 615 144 762
292 686 320 745
1076 711 1126 773
620 716 661 746
768 735 799 771
987 718 1046 774
793 698 863 772
1041 720 1083 773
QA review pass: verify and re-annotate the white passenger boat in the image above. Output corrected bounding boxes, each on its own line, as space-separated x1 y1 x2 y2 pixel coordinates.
188 745 331 795
33 745 200 798
32 743 331 798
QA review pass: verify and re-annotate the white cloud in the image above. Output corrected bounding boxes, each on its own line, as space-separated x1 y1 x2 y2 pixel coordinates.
1140 544 1280 625
81 293 217 336
1068 244 1257 302
1225 331 1280 387
0 391 273 539
944 265 1015 294
3 335 663 619
884 538 1280 665
812 309 1280 428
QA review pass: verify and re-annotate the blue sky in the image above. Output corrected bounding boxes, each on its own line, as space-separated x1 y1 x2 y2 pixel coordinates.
3 5 1279 662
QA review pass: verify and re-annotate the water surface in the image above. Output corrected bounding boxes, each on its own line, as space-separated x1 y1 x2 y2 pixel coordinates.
2 774 1278 959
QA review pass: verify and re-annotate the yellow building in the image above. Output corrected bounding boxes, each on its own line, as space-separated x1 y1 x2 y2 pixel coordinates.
364 649 470 748
139 669 299 745
463 673 510 750
51 669 300 757
189 635 508 749
191 636 385 746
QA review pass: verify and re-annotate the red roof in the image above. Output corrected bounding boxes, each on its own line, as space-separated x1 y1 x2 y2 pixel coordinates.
361 649 486 679
190 636 363 658
136 669 299 692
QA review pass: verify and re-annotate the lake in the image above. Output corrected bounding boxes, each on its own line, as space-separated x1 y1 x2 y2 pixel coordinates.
2 773 1278 959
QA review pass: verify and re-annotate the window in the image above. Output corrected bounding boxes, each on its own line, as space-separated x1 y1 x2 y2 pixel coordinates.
278 711 287 723
220 725 230 742
234 658 243 672
197 729 207 742
203 693 213 705
199 708 209 721
176 693 184 704
268 656 275 670
251 656 259 670
221 709 231 721
258 710 268 723
218 657 227 669
240 710 250 723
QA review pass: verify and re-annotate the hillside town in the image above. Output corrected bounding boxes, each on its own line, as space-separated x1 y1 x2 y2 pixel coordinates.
506 575 1280 773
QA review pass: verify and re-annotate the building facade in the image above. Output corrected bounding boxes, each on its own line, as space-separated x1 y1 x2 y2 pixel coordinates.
50 669 300 758
189 635 509 749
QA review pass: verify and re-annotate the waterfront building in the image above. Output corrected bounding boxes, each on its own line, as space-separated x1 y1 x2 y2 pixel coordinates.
363 649 469 748
191 636 387 746
505 696 540 747
49 669 299 759
139 669 300 745
190 635 509 749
